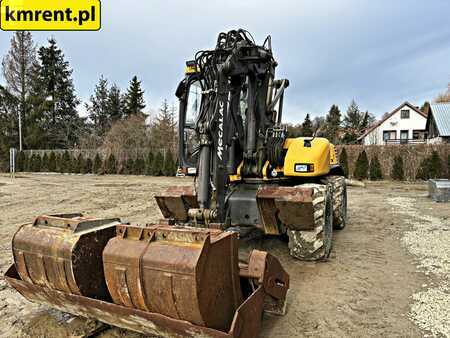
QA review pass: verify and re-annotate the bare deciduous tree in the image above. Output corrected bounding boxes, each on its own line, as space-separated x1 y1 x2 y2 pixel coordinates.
2 32 37 150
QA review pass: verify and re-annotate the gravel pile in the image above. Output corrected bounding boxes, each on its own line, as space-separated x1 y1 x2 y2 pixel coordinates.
388 197 450 337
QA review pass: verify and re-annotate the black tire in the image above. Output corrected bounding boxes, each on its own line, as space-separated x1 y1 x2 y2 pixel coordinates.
287 184 333 261
334 182 347 230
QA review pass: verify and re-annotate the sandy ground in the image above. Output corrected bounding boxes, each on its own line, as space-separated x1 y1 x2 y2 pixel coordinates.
0 174 449 337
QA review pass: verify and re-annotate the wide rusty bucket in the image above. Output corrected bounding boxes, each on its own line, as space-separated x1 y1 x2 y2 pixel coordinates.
12 214 120 299
103 224 243 331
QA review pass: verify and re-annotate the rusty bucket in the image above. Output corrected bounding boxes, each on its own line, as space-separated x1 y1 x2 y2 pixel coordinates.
12 214 120 299
103 224 243 331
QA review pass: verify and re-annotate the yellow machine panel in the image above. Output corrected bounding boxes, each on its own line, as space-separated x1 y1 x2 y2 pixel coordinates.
283 137 331 177
329 144 337 165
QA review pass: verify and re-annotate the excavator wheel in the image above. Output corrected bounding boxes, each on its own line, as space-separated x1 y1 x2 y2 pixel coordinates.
287 184 333 261
322 175 347 230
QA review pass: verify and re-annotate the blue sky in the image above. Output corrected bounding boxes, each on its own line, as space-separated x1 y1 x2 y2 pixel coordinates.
1 0 450 122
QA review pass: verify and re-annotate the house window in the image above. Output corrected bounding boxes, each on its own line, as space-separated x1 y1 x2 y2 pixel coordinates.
400 109 410 119
383 130 396 141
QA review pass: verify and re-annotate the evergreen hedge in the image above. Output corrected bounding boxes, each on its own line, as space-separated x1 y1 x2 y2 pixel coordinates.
353 150 369 180
391 155 404 180
369 155 383 180
106 154 117 174
48 152 57 172
153 152 164 176
93 153 102 174
339 148 349 178
416 151 443 180
145 151 153 176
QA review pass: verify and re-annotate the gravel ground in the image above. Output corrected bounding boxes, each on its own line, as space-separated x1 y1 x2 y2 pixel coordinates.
0 174 449 337
388 196 450 337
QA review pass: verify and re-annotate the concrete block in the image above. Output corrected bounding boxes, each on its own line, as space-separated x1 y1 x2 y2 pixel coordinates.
428 179 450 202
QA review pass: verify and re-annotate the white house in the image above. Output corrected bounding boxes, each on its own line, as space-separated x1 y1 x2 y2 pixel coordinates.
358 102 427 145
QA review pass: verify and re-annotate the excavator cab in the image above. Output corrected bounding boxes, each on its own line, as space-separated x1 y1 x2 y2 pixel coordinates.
176 61 201 176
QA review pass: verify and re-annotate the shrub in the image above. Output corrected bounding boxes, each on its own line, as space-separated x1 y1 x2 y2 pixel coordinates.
60 151 72 173
84 157 93 174
353 150 369 180
369 155 383 180
163 151 176 176
41 153 49 172
124 158 134 175
152 152 164 176
48 152 57 172
106 154 117 174
339 148 349 177
16 152 26 172
145 151 154 175
73 154 84 174
23 153 31 171
133 155 145 175
55 153 62 172
416 151 443 180
391 155 404 180
448 154 450 179
33 154 42 172
93 153 102 174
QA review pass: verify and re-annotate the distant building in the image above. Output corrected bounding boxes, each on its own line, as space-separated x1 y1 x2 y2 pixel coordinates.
426 103 450 144
358 102 427 145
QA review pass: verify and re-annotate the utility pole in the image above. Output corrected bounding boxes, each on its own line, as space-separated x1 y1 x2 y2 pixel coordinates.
18 110 23 151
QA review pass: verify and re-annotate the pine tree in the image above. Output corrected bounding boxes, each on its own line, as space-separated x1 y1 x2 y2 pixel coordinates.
163 151 176 176
41 152 49 172
86 76 110 136
2 32 37 151
108 84 124 122
123 76 146 117
93 153 102 174
152 152 164 176
301 114 313 136
29 38 83 148
369 155 383 180
106 154 117 174
353 150 369 180
342 100 375 144
151 100 177 151
145 151 154 175
339 148 349 177
48 151 57 172
391 155 404 180
324 105 341 143
420 101 431 115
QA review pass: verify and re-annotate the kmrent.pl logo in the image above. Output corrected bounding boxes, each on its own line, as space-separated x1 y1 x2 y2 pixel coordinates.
0 0 101 31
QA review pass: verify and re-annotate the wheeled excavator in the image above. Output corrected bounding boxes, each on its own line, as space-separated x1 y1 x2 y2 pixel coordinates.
5 29 346 338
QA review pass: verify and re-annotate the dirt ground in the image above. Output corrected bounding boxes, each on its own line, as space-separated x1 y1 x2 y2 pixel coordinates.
0 173 449 337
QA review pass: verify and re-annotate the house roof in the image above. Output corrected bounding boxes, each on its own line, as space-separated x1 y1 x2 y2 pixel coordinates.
357 101 427 141
428 103 450 136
